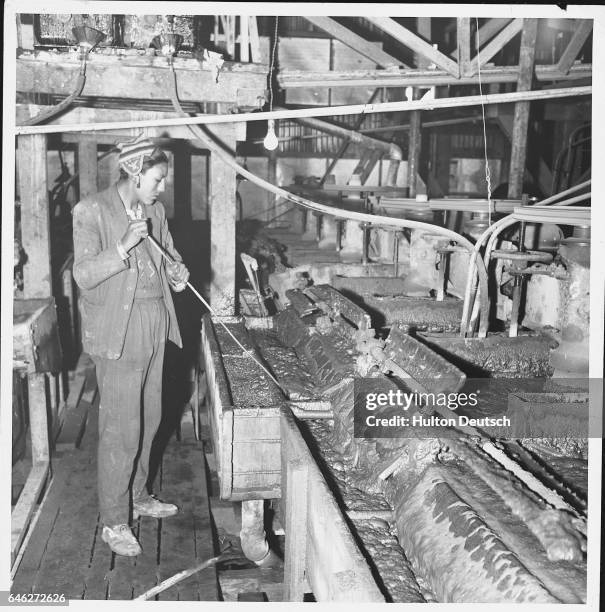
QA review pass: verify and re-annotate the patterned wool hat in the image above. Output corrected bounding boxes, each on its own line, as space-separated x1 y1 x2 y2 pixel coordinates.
116 134 157 176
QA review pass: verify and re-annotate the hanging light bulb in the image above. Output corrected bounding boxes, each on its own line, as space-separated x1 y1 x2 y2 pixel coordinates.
263 119 279 151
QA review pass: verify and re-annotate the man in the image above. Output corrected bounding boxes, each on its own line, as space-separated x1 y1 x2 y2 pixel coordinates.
73 135 190 556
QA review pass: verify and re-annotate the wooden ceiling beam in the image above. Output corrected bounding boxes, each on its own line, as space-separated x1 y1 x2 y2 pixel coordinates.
557 20 593 74
468 17 524 76
451 19 512 61
16 53 267 108
278 63 591 89
303 16 404 68
457 18 472 77
365 16 460 76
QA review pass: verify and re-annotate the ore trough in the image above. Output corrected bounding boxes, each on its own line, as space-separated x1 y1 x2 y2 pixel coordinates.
200 285 588 603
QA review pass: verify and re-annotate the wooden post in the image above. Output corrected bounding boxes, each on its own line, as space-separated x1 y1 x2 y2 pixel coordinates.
209 124 237 315
18 134 52 298
267 148 277 222
283 459 309 601
457 18 472 77
173 141 191 222
28 373 50 465
77 140 98 200
507 19 538 199
408 18 431 198
240 15 249 62
17 14 35 50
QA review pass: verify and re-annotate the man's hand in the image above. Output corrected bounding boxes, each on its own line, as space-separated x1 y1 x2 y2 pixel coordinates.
120 219 149 252
167 261 190 292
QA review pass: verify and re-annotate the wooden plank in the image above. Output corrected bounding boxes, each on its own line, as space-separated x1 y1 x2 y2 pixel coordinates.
468 18 524 76
128 517 160 600
81 516 112 600
16 55 267 105
280 409 384 602
232 413 281 439
30 403 99 598
78 141 98 200
557 20 593 74
17 14 35 50
282 459 308 601
232 440 281 473
278 62 591 88
304 17 401 68
190 445 219 600
508 19 539 199
220 409 234 500
11 464 49 566
209 124 237 315
18 135 51 298
248 17 261 63
366 17 459 76
240 15 249 63
157 441 201 601
457 18 472 77
28 372 50 466
451 18 511 60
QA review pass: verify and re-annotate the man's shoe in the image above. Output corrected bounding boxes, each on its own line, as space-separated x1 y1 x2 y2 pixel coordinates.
101 524 142 556
133 494 179 519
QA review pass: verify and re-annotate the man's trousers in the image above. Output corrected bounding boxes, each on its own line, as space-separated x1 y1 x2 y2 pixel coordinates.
92 298 168 527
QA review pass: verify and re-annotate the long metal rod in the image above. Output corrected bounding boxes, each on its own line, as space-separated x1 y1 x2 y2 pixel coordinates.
146 236 287 394
15 86 591 136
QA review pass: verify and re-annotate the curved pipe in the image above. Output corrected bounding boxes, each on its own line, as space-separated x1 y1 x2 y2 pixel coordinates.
168 67 490 336
462 195 592 333
23 58 87 126
288 113 402 186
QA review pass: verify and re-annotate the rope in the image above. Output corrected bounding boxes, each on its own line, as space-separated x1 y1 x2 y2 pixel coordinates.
268 17 278 113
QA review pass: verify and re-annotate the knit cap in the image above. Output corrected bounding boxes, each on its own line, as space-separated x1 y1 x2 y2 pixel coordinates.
116 134 157 176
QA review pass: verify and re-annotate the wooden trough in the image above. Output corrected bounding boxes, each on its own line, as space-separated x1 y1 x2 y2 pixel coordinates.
200 314 283 501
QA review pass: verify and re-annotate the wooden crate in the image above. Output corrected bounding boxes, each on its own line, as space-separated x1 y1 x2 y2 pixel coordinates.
200 314 282 501
13 298 62 374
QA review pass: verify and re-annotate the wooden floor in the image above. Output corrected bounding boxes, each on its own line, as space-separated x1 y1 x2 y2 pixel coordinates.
11 397 219 601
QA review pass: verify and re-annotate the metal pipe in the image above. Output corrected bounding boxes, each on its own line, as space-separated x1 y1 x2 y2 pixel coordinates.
240 500 271 564
165 66 492 337
539 179 590 206
15 85 591 136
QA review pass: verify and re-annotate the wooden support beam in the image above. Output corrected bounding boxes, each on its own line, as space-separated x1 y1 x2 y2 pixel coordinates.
457 18 472 77
451 19 511 60
17 14 35 50
17 86 591 136
476 18 513 48
304 16 402 68
508 19 539 199
408 103 422 198
267 149 278 222
18 134 52 298
248 17 261 63
557 20 593 74
240 15 249 62
77 141 98 200
366 16 459 76
278 63 591 89
209 124 237 315
469 18 524 76
16 54 268 107
408 18 430 198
